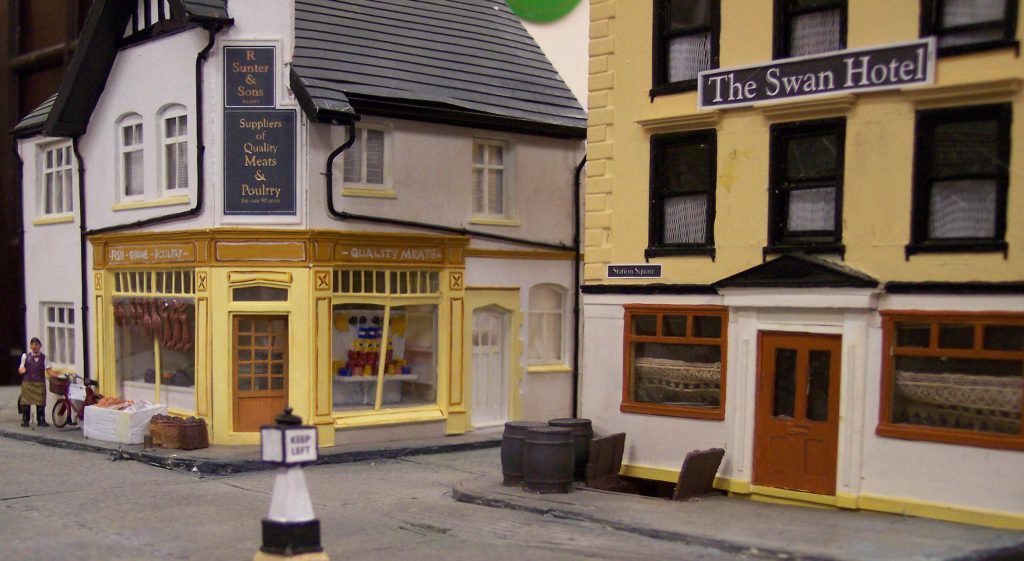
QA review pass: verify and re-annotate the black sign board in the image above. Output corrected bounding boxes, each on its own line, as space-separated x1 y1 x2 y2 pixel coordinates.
224 46 275 108
607 264 662 279
698 39 934 110
224 110 296 215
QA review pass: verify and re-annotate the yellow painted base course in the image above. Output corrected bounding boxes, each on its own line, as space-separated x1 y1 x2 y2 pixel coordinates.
620 463 1024 530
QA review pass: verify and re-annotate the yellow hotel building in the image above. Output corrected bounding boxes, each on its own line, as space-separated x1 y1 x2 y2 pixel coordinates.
581 0 1024 527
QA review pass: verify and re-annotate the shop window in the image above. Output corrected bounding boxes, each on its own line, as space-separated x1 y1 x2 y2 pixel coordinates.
472 139 510 219
774 0 846 59
647 130 716 258
908 104 1011 256
879 312 1024 450
42 303 75 368
118 114 144 198
528 284 565 364
768 118 845 254
622 305 727 419
343 125 390 189
112 270 196 413
921 0 1019 56
331 269 441 414
160 107 188 193
39 142 74 216
651 0 720 96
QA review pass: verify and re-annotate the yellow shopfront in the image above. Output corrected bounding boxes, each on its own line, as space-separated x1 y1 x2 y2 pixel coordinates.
92 229 470 446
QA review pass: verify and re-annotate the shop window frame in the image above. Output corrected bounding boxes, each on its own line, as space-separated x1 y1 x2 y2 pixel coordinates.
766 118 846 256
647 129 717 259
920 0 1020 57
650 0 721 97
878 310 1024 451
906 104 1011 257
773 0 847 59
621 304 727 420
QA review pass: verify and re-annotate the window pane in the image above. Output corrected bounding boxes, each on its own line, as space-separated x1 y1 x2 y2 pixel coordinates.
529 312 561 361
939 27 1005 47
789 9 842 56
125 151 144 196
692 315 722 338
668 32 711 83
928 179 996 239
344 131 362 182
663 194 707 244
786 134 837 179
942 0 1007 26
932 120 998 176
632 315 657 336
662 142 710 192
473 169 485 213
365 130 385 184
669 0 711 30
893 357 1022 435
773 348 797 418
938 324 975 349
489 145 503 165
488 170 504 214
664 315 687 337
787 186 835 232
473 143 484 165
632 342 721 407
896 322 931 347
807 350 831 421
984 325 1024 351
233 286 288 302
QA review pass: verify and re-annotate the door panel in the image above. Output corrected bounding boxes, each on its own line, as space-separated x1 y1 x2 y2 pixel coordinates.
471 308 507 428
754 332 841 495
233 315 288 433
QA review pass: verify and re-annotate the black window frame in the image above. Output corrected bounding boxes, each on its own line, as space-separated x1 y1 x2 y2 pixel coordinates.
907 104 1012 257
651 0 721 97
767 119 846 256
921 0 1020 57
647 130 717 259
773 0 848 60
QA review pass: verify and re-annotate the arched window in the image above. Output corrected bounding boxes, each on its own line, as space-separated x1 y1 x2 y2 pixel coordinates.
528 284 566 363
159 105 189 192
117 113 144 198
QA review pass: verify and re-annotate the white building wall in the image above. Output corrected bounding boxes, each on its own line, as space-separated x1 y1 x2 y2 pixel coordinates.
18 136 84 375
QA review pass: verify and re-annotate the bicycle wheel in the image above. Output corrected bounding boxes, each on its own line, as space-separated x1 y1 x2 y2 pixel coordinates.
52 400 70 428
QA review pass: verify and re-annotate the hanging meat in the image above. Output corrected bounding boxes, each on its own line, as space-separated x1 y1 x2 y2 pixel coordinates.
141 299 153 337
159 301 172 348
168 301 183 350
149 300 162 341
114 301 126 327
180 302 193 351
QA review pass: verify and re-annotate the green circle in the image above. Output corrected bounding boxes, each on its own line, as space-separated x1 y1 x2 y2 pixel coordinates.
507 0 582 23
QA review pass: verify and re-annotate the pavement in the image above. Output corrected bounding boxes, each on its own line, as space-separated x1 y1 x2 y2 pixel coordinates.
3 384 1024 561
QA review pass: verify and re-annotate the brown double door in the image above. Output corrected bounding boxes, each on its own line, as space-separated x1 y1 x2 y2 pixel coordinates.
233 315 288 433
754 332 841 496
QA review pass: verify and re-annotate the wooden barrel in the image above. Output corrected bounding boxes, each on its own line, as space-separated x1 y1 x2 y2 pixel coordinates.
548 418 593 481
523 426 574 494
501 421 547 486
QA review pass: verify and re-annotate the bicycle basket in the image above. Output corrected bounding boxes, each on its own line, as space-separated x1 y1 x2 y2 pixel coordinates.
49 377 68 396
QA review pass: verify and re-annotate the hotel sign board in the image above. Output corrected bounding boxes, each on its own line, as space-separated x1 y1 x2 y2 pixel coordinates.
698 38 935 110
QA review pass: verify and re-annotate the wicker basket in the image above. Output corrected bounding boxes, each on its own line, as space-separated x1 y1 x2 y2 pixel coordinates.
48 376 68 396
149 415 167 446
161 418 185 449
179 418 209 450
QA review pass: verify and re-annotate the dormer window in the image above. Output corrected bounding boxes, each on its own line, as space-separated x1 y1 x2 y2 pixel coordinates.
119 116 144 198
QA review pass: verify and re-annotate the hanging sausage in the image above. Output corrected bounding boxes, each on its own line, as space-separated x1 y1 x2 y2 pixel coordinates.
180 302 193 351
142 299 153 337
168 301 183 350
150 300 162 342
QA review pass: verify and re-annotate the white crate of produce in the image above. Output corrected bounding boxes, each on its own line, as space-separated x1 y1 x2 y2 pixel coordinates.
82 403 167 444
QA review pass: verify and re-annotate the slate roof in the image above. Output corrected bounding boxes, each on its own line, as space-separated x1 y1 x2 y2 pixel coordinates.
714 254 879 289
291 0 586 137
11 94 57 137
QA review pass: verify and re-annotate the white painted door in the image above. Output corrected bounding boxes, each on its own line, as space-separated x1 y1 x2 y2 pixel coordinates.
471 308 508 428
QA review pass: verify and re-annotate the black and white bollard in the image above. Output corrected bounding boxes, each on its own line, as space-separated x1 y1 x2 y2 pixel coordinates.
255 408 329 561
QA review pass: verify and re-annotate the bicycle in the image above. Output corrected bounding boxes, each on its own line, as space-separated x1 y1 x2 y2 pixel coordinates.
50 372 102 428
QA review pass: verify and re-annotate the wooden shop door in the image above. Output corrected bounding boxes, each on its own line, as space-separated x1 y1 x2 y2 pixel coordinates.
753 332 841 496
233 315 288 433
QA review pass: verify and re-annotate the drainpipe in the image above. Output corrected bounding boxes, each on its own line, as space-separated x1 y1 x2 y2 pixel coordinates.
323 124 573 252
572 156 585 418
75 23 225 382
